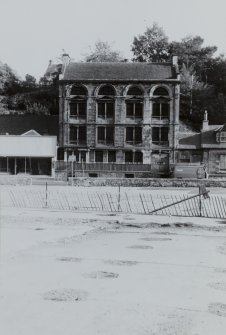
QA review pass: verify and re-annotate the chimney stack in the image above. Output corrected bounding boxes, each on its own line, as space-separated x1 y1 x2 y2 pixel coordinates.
202 110 209 131
62 52 70 66
172 55 178 66
172 55 180 75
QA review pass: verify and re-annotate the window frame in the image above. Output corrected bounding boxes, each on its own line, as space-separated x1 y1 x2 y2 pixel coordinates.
69 99 87 119
152 98 169 120
95 150 104 163
126 100 143 120
125 126 142 145
125 151 143 164
152 127 169 145
97 126 114 145
69 125 87 145
97 99 114 120
220 155 226 170
107 150 116 163
216 131 226 143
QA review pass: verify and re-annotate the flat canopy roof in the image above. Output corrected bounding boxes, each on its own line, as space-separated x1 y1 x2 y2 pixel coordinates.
0 135 57 157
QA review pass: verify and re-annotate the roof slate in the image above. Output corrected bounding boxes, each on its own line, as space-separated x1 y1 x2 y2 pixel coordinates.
61 62 175 81
179 133 201 149
201 129 218 145
218 124 226 132
179 124 226 149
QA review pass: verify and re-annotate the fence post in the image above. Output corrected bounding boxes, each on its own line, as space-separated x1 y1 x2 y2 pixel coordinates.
117 184 121 212
199 186 202 217
71 161 74 186
45 182 48 207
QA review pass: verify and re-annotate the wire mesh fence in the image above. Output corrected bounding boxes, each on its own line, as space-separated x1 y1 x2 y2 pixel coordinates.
7 185 226 219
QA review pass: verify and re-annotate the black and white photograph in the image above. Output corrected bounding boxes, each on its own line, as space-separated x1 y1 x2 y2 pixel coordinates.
0 0 226 334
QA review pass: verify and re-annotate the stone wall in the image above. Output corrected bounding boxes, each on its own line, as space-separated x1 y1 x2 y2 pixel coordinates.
68 177 226 188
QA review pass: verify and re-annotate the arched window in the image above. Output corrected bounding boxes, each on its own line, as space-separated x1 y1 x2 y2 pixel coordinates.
126 86 143 120
69 85 87 119
98 85 115 96
127 86 143 96
70 85 87 96
152 87 170 120
153 87 169 97
97 85 115 120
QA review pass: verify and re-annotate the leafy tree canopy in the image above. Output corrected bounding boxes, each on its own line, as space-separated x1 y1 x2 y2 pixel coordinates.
131 24 225 127
24 74 36 87
131 23 170 62
0 61 20 93
169 35 217 76
84 41 124 62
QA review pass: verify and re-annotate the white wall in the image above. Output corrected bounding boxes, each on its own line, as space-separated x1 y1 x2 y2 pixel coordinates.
0 135 57 157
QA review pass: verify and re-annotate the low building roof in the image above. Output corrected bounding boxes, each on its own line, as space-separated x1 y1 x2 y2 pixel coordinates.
179 124 226 149
61 62 177 82
216 124 226 132
44 61 62 78
0 135 57 157
179 133 201 149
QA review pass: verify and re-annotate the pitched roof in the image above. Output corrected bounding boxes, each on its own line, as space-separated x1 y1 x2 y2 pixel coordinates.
61 62 176 81
0 115 59 137
22 129 41 136
179 133 201 149
216 124 226 132
45 62 62 77
201 130 218 145
201 126 226 148
179 124 226 149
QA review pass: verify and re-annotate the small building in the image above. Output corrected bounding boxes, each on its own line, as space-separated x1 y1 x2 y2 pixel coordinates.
178 112 226 178
0 115 58 176
58 55 180 178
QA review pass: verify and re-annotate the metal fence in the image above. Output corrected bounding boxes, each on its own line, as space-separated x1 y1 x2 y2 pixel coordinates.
55 161 169 176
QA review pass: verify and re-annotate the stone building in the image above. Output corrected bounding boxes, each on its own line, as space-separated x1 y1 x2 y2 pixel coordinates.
178 112 226 177
58 55 180 178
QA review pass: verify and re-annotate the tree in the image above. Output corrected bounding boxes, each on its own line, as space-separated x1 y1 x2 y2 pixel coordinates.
0 61 21 95
180 64 211 96
84 41 124 62
204 55 226 94
179 64 214 127
131 23 170 62
179 63 226 128
24 74 36 88
0 61 18 83
169 36 217 76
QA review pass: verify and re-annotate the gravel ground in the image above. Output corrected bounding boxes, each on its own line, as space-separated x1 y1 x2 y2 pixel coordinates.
0 204 226 335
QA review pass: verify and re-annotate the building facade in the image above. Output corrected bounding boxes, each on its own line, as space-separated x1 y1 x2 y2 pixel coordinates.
177 113 226 178
58 56 180 178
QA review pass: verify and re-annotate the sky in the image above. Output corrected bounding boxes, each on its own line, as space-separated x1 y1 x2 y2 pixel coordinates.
1 0 226 79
